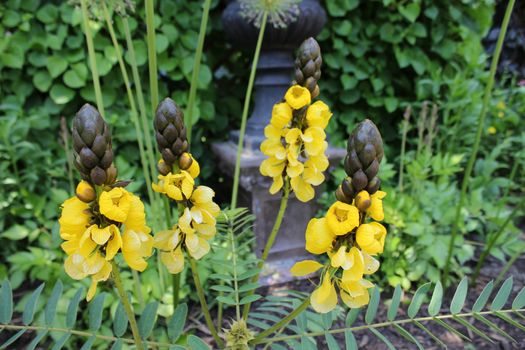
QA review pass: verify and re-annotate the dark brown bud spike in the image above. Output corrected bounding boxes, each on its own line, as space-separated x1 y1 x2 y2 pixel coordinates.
154 98 188 167
293 37 322 98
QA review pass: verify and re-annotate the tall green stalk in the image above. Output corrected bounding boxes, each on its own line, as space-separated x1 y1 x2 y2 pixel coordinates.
145 0 159 118
80 0 105 117
189 258 224 348
398 106 411 192
242 180 290 319
230 11 268 209
111 262 144 350
443 0 516 285
185 0 212 147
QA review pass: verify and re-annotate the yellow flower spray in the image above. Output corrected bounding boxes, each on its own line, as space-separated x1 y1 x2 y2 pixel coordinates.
291 119 387 313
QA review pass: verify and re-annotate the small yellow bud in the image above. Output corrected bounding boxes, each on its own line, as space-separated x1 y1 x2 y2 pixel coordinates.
76 180 96 203
178 152 193 170
157 159 171 175
355 190 371 212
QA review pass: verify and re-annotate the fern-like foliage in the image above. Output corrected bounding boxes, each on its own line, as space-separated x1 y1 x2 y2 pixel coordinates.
248 277 525 349
211 208 262 320
0 279 209 349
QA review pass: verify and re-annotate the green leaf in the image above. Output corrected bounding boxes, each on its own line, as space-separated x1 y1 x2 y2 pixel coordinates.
1 225 29 241
384 97 398 113
66 287 84 328
325 333 340 350
450 277 468 314
0 280 13 323
216 296 236 305
37 4 58 24
33 71 53 92
453 316 494 343
399 3 420 22
88 292 106 331
344 330 357 350
187 335 210 350
408 282 430 318
239 294 262 305
427 281 443 316
23 283 45 325
210 285 234 293
394 324 424 350
80 335 96 350
512 287 525 309
45 280 63 325
50 84 75 105
387 285 402 321
472 280 493 312
197 65 212 88
491 277 513 311
156 34 169 53
346 308 360 326
168 303 187 342
365 287 380 324
63 69 86 88
110 339 123 350
51 333 71 350
47 56 68 78
26 330 48 350
369 328 395 350
139 301 159 338
113 301 128 337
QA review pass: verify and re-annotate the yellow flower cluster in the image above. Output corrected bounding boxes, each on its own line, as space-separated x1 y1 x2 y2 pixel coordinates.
152 155 220 274
291 190 387 313
259 85 332 202
60 181 152 301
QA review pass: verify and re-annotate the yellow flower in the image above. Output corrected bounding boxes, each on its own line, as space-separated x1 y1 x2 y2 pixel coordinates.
260 156 286 178
153 171 194 201
185 231 210 259
284 85 311 110
154 226 182 252
496 100 506 110
326 202 360 235
64 251 105 281
59 197 91 241
269 175 284 194
340 279 373 308
301 127 326 156
190 186 220 239
85 224 122 261
87 260 112 301
75 180 95 203
270 102 293 128
310 272 338 313
303 154 329 186
356 222 387 255
290 260 324 276
187 155 200 179
99 188 132 222
124 193 151 234
368 190 386 221
306 100 332 128
122 229 153 271
260 124 286 159
160 247 184 274
290 175 315 202
487 126 496 134
305 218 335 254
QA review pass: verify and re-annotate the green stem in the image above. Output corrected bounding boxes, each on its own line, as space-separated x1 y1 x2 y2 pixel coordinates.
230 11 268 209
101 1 155 208
185 0 212 147
471 201 523 283
111 261 144 350
251 308 525 345
145 0 159 118
443 0 516 286
250 298 310 345
398 107 411 192
61 117 75 193
189 257 224 348
122 17 157 180
242 180 290 319
80 0 105 117
131 270 145 311
229 225 242 321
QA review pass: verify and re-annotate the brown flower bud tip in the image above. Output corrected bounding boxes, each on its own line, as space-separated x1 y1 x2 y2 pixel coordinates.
154 97 188 165
335 185 351 204
105 164 118 185
341 177 355 198
178 152 193 170
76 180 96 203
90 166 106 186
157 159 171 175
355 190 371 212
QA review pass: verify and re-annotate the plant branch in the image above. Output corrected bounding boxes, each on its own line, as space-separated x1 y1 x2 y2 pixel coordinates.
242 180 290 319
189 257 224 348
145 0 159 114
80 0 105 117
230 10 268 209
443 0 516 285
111 261 144 350
185 0 212 147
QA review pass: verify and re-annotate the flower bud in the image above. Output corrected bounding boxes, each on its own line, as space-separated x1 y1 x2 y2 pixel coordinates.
355 191 371 212
178 152 193 170
76 180 96 203
157 159 171 176
335 185 351 204
154 98 188 167
105 164 118 185
293 37 322 98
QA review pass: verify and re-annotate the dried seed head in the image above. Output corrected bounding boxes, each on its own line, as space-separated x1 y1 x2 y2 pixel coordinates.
154 98 188 167
72 104 114 185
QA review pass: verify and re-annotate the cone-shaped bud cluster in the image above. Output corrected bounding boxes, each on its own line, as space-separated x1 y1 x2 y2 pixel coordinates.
154 98 188 168
293 37 322 98
337 119 384 203
72 104 116 186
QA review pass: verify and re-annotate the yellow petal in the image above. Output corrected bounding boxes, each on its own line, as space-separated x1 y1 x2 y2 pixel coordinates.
284 85 311 110
87 280 98 302
306 100 332 128
99 188 132 222
291 176 315 202
64 254 88 280
59 196 91 239
310 272 338 313
285 128 302 144
269 176 284 194
341 247 364 282
290 260 323 276
124 194 150 234
356 222 387 255
161 247 185 274
187 156 200 179
305 218 335 255
270 102 293 128
340 288 370 309
90 225 112 245
330 246 348 269
192 186 215 204
368 190 386 221
105 225 122 261
185 232 210 260
178 208 195 234
326 201 360 235
362 251 380 275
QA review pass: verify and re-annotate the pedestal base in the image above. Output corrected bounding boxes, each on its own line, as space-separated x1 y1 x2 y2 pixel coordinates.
212 140 345 284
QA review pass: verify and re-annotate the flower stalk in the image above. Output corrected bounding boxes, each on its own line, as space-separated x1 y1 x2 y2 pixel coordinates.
111 261 144 350
145 0 159 117
443 0 516 285
231 10 269 209
185 0 212 147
